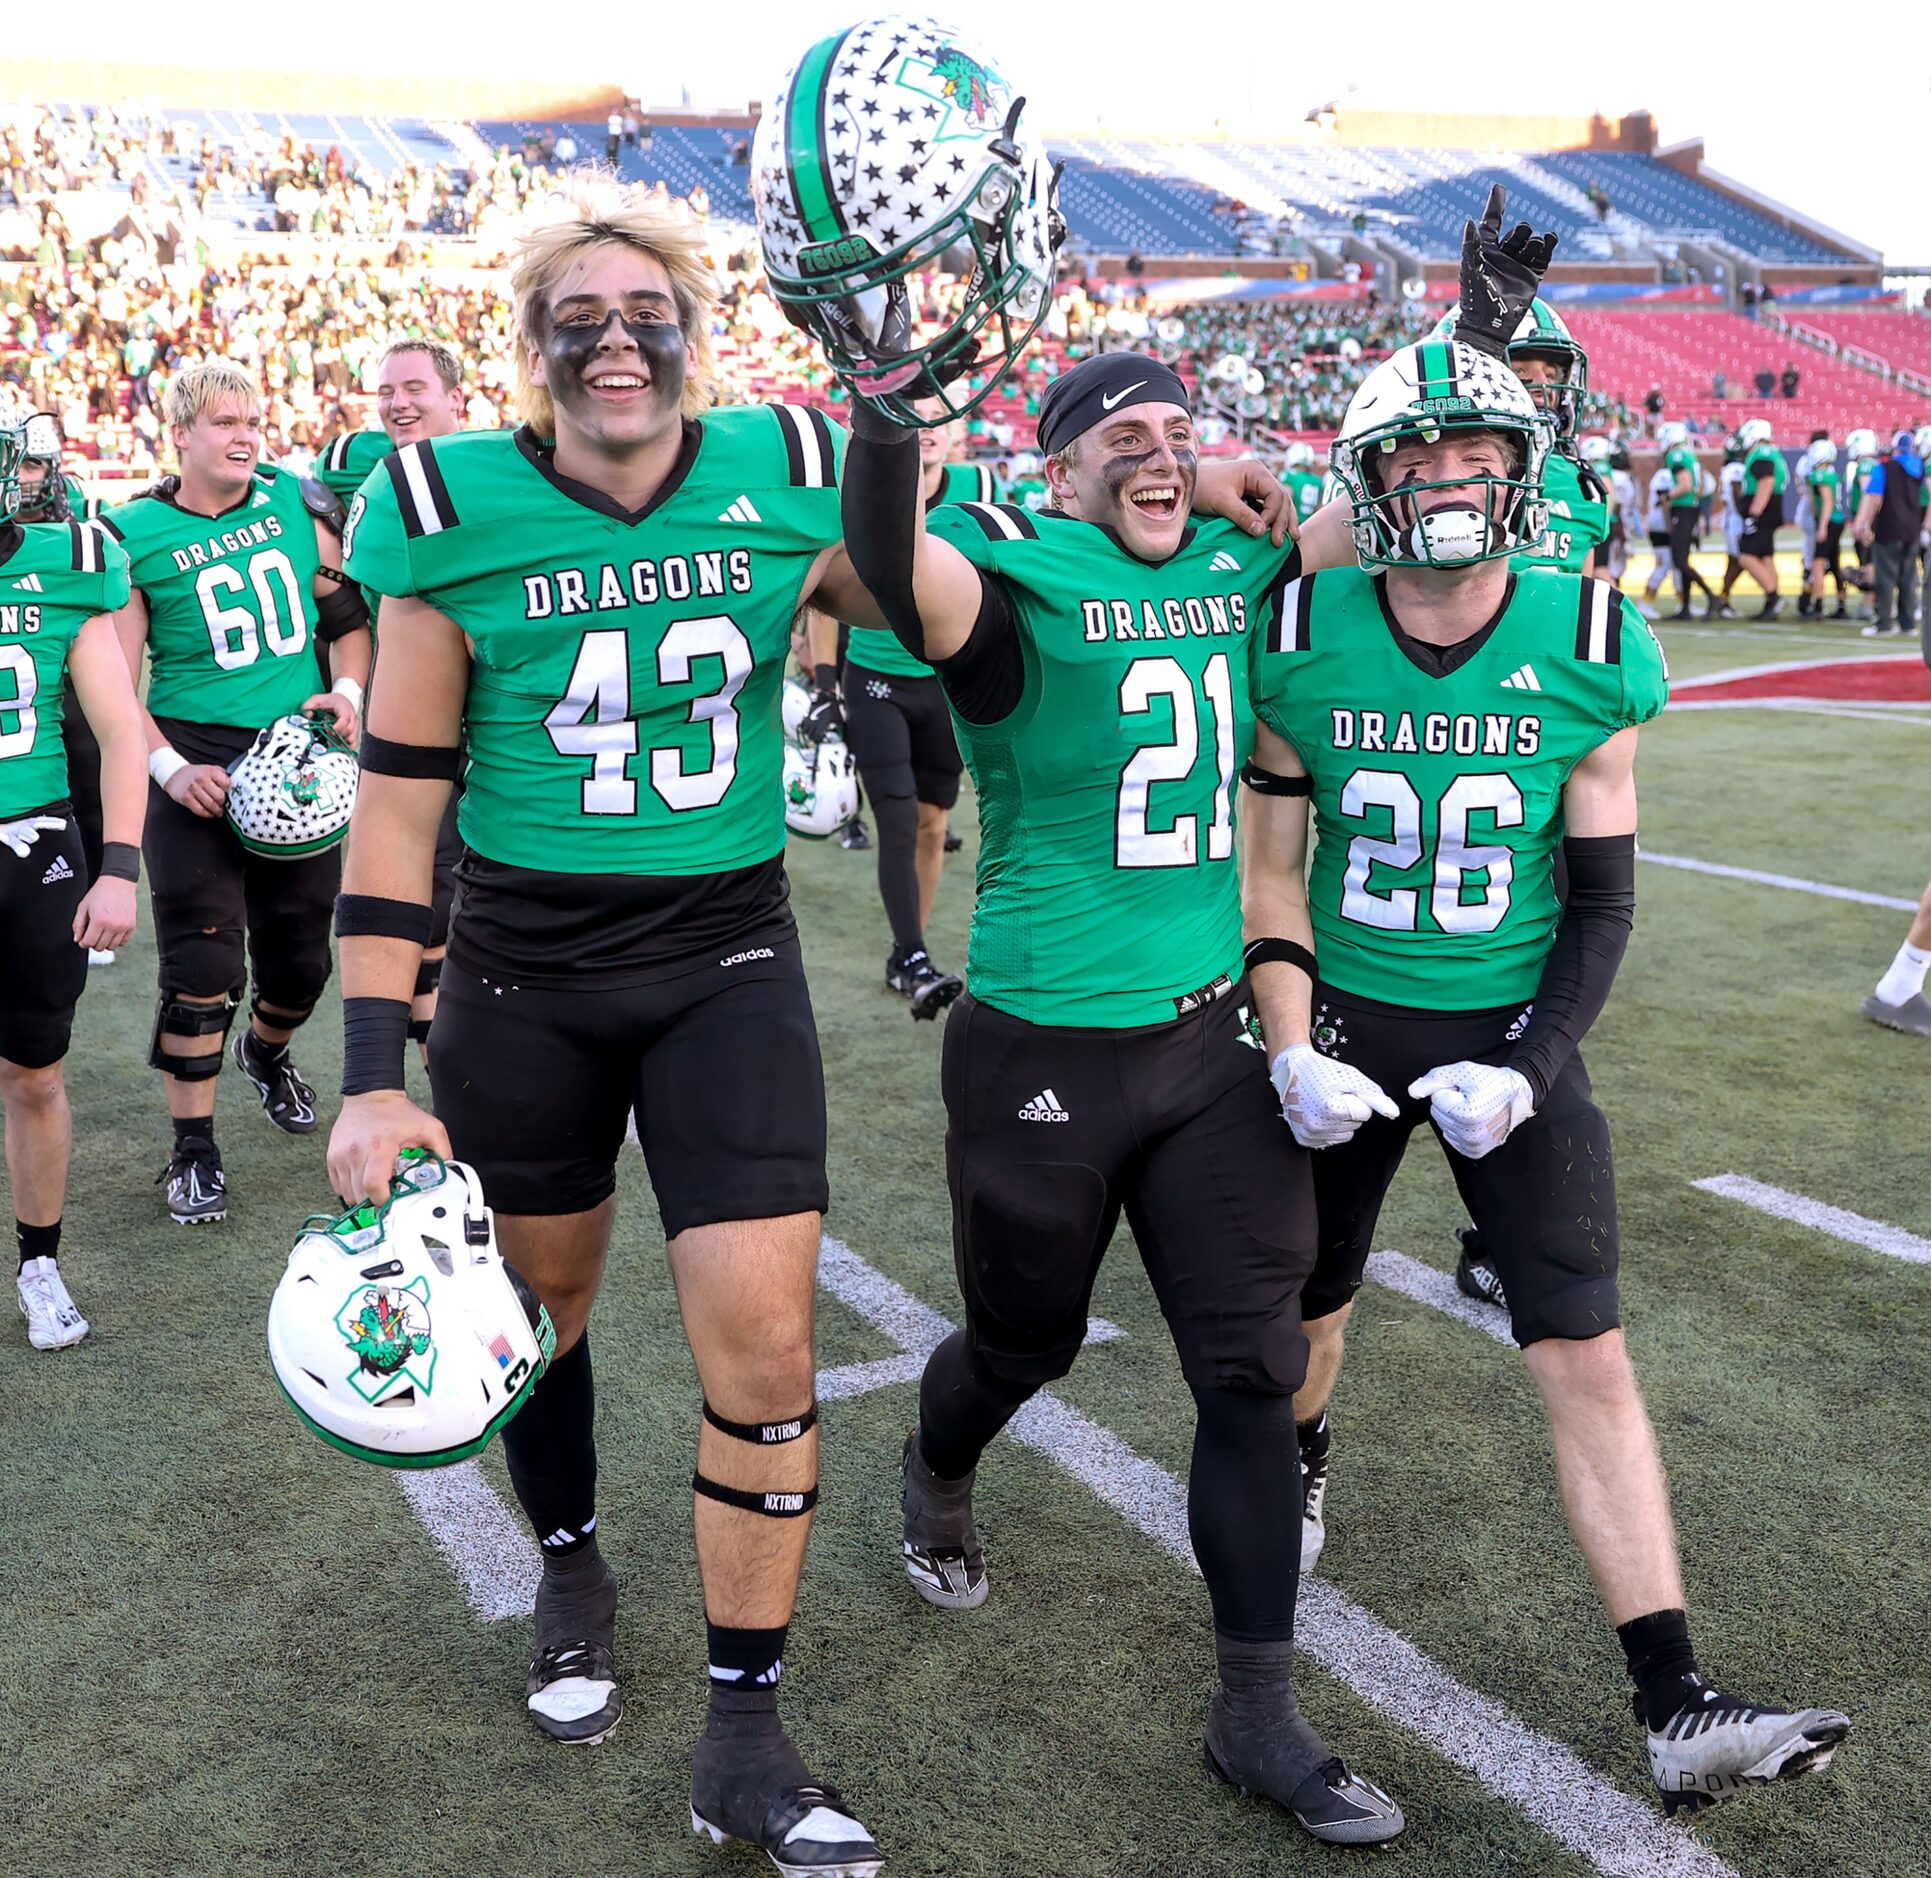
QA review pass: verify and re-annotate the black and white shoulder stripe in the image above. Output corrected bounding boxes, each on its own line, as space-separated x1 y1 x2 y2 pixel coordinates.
968 462 995 504
1574 577 1624 664
1267 573 1315 653
382 440 460 540
771 404 839 489
324 433 358 475
67 518 105 574
955 501 1038 542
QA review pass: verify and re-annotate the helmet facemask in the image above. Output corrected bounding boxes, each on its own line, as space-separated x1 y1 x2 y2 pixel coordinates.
0 413 25 525
1509 341 1586 443
1335 413 1548 570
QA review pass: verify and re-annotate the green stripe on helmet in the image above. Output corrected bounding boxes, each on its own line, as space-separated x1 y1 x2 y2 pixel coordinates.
785 29 849 247
1417 340 1454 401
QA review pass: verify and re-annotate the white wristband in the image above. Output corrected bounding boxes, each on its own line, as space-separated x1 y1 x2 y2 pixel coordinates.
148 746 189 789
335 675 364 714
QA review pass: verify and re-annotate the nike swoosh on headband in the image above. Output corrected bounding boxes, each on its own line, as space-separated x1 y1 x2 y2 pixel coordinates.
1100 381 1149 410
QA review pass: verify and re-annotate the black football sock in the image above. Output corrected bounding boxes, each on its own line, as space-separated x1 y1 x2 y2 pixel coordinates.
172 1115 213 1149
503 1334 600 1559
917 1328 1034 1481
16 1218 60 1272
1189 1386 1300 1642
707 1621 788 1690
244 1026 291 1067
872 791 924 956
1618 1607 1704 1729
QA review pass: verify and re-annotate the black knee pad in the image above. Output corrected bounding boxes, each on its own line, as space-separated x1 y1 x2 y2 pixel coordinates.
958 1161 1110 1385
249 991 315 1034
150 984 242 1079
249 921 334 1016
159 922 245 1005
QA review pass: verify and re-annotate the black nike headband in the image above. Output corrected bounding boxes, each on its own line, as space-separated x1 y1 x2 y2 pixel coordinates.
1036 353 1192 459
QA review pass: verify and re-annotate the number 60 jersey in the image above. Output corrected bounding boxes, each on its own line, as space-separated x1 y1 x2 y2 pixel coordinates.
342 411 843 877
1253 567 1667 1011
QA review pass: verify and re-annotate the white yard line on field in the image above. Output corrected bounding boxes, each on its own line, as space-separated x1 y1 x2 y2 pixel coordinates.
1365 1248 1514 1344
816 1239 1740 1878
1669 699 1931 728
398 1461 542 1621
1638 852 1917 912
1693 1175 1931 1266
1667 652 1922 689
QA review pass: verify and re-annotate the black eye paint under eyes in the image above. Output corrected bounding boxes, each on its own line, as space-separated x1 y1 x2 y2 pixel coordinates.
1101 442 1198 502
543 308 688 392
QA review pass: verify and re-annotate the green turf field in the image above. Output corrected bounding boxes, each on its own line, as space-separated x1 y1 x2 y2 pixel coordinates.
5 612 1928 1878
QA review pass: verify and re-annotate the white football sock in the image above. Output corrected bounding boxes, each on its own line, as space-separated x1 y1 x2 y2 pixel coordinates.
1875 940 1931 1007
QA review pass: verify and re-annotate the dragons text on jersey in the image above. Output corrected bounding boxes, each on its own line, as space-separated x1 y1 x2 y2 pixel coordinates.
342 408 843 877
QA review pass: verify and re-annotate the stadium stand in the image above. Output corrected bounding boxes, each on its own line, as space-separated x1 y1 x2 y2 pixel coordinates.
1770 309 1931 386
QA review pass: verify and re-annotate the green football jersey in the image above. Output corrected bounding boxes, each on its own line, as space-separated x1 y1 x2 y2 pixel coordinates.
1514 450 1610 574
1845 459 1873 517
1806 460 1841 525
927 504 1296 1028
1285 470 1325 525
314 429 396 508
102 467 326 728
343 409 845 876
845 460 1000 679
1664 443 1700 509
1253 567 1667 1012
1742 442 1788 519
0 520 131 817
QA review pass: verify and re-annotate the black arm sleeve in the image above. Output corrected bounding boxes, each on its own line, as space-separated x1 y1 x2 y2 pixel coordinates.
315 577 371 643
1505 832 1636 1106
930 577 1023 725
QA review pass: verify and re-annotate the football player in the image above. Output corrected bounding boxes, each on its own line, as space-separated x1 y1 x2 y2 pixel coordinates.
316 339 470 1060
101 361 370 1224
1244 333 1851 1818
328 174 893 1873
805 394 987 1018
1802 433 1849 619
1714 437 1750 618
1842 428 1880 621
1639 457 1675 619
1863 877 1931 1034
0 394 148 1349
1657 421 1718 618
1734 417 1787 617
1281 440 1326 527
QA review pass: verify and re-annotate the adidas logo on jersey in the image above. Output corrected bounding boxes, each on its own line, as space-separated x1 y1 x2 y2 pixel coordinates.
1018 1089 1070 1123
718 496 763 525
41 854 74 884
1500 664 1542 692
1208 550 1242 573
10 573 44 592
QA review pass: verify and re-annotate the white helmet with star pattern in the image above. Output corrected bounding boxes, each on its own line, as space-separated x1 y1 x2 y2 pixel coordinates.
752 15 1062 427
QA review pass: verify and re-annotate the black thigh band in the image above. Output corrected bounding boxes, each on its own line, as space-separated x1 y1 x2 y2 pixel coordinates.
691 1473 818 1517
358 733 463 781
702 1401 818 1445
1240 759 1312 797
335 894 435 944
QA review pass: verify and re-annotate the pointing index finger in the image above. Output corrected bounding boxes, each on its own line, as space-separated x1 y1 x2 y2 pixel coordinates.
1480 183 1506 242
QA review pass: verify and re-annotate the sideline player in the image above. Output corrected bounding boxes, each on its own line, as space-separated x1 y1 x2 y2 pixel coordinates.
316 339 470 1057
1734 417 1786 618
1802 434 1848 619
806 394 984 1017
328 175 892 1873
1658 421 1718 619
1282 440 1325 527
102 361 370 1223
1639 457 1674 618
1248 334 1851 1817
0 396 148 1348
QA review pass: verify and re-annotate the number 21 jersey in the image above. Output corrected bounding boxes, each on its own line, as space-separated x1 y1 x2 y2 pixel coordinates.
342 410 843 877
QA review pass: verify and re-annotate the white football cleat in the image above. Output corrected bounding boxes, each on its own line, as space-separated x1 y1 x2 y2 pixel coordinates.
1646 1680 1851 1816
18 1257 88 1350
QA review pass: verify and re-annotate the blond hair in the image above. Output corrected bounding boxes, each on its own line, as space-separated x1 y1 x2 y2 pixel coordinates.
380 338 464 392
510 170 718 436
166 359 262 431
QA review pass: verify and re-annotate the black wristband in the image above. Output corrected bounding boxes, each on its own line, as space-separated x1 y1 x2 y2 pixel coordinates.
341 996 412 1095
1239 759 1312 797
99 840 140 882
358 732 462 781
335 893 435 944
1244 937 1318 979
812 661 838 693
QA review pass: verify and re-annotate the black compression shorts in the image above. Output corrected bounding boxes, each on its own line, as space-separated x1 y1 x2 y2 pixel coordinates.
1740 514 1779 559
841 659 964 808
0 807 89 1068
941 984 1314 1395
428 933 828 1233
1301 983 1620 1347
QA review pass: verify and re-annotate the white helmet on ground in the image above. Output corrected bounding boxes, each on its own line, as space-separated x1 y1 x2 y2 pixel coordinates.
783 735 859 838
1329 336 1550 569
268 1154 556 1469
225 714 358 857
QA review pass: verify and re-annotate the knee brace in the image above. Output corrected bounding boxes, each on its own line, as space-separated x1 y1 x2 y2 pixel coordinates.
150 983 242 1079
692 1400 818 1519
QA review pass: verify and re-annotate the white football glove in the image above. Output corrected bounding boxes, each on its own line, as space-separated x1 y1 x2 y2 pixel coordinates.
1271 1043 1400 1150
1408 1061 1537 1161
0 815 67 859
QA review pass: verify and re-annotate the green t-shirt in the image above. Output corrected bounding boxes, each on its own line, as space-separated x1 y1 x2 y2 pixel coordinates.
101 467 326 729
1807 459 1841 525
0 520 131 817
846 461 1001 680
314 429 396 508
1664 444 1700 509
1285 470 1325 525
342 410 844 877
1514 449 1610 574
927 504 1298 1028
1742 443 1788 522
1253 566 1668 1012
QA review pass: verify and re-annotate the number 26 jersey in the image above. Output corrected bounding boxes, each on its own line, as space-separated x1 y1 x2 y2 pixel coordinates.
1252 567 1667 1012
342 410 843 877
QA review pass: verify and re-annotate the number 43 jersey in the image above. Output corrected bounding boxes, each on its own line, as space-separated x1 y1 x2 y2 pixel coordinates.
343 412 842 876
1253 567 1667 1012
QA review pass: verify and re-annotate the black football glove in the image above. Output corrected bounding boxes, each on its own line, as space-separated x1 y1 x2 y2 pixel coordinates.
1458 184 1559 360
799 665 844 745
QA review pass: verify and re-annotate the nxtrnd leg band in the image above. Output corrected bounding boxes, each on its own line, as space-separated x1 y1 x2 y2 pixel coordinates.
701 1401 817 1446
691 1475 818 1518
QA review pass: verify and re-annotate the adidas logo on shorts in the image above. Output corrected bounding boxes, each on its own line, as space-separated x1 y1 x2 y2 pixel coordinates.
41 854 74 885
1018 1088 1070 1123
